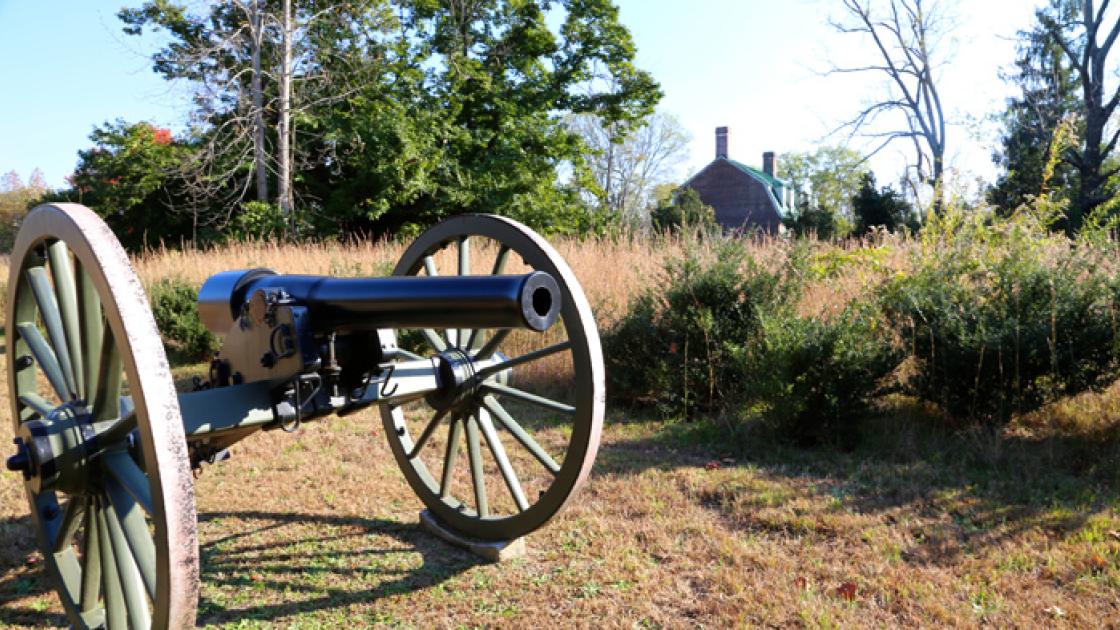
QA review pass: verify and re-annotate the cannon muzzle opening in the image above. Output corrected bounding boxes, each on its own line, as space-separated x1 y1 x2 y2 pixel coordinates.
198 268 563 335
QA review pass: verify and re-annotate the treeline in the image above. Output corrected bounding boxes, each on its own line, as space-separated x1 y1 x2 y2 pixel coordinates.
33 0 661 250
12 0 1120 250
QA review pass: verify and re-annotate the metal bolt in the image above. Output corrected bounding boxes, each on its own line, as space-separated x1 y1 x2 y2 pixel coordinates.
6 451 29 473
14 355 33 370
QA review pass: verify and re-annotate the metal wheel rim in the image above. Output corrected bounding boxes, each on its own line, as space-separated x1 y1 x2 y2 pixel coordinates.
7 203 199 629
381 214 605 540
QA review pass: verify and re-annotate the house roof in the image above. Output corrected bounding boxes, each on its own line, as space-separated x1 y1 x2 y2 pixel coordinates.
727 160 785 190
681 157 791 218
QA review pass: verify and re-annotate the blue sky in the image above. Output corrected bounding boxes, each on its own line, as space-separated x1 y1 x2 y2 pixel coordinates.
1 0 1043 191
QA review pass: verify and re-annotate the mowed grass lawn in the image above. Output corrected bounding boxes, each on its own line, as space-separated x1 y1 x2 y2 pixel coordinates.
1 236 1119 627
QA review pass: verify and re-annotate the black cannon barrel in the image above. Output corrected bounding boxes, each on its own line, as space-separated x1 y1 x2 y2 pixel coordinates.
197 268 562 335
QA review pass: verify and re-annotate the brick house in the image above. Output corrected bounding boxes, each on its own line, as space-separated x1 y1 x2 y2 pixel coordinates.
681 127 792 233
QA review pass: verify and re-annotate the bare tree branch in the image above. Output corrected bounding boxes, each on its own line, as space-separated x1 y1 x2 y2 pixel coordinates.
827 0 950 213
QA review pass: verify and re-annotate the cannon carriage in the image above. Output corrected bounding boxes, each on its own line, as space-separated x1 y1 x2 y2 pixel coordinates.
4 203 604 629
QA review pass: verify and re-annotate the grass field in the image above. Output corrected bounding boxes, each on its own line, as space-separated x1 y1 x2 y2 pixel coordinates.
1 235 1119 628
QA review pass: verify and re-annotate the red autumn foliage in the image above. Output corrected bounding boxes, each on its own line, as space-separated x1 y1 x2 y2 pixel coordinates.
152 127 172 145
1088 554 1107 573
836 581 857 601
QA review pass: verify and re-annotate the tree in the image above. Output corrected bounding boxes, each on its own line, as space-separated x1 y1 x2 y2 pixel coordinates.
120 0 660 240
829 0 950 212
1037 0 1120 228
568 109 690 224
777 146 869 234
0 170 48 251
308 0 661 236
651 187 715 233
851 172 915 234
120 0 389 231
59 121 196 249
783 201 839 239
27 168 48 192
990 0 1081 214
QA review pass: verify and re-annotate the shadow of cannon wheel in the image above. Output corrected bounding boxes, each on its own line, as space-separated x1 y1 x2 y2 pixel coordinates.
0 510 478 627
193 511 480 625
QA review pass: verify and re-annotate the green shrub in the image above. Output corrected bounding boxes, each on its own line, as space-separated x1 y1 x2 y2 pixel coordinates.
604 241 797 416
880 209 1120 425
650 187 717 233
147 278 218 364
229 201 289 240
744 305 903 446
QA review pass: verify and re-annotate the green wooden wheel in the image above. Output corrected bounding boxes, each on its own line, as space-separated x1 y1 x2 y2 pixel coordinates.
381 214 605 540
5 204 199 629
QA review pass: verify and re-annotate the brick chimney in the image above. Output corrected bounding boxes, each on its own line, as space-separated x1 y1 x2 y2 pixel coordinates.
763 151 776 177
715 126 729 160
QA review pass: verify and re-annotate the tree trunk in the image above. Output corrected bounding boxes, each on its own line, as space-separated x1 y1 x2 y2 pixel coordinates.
251 0 268 202
278 0 294 232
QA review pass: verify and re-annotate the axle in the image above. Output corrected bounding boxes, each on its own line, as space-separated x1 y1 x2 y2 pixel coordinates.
198 268 562 335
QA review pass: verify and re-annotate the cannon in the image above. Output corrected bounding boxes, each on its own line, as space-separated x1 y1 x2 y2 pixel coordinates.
4 204 604 629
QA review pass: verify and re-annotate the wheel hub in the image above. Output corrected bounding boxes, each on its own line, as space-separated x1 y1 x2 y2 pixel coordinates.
426 349 511 413
8 403 99 494
427 348 480 412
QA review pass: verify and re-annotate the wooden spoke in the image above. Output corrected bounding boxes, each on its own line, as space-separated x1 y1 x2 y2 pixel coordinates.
95 502 127 630
79 505 102 613
476 409 529 512
439 416 463 499
476 340 572 380
421 328 448 352
91 322 122 422
76 260 103 401
53 497 86 554
27 266 78 398
482 382 576 415
474 328 510 360
406 407 449 459
95 411 138 449
395 348 426 361
105 476 157 599
15 322 70 401
491 244 511 275
482 395 561 475
464 327 482 352
457 235 471 348
18 392 56 418
103 496 152 628
465 416 489 517
102 451 153 515
48 241 85 399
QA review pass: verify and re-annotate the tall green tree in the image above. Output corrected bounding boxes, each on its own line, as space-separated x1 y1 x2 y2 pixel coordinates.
1036 0 1120 229
777 146 869 235
410 0 658 227
851 172 915 234
990 0 1081 214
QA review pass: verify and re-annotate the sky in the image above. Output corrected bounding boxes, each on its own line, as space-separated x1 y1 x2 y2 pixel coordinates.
0 0 1045 192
